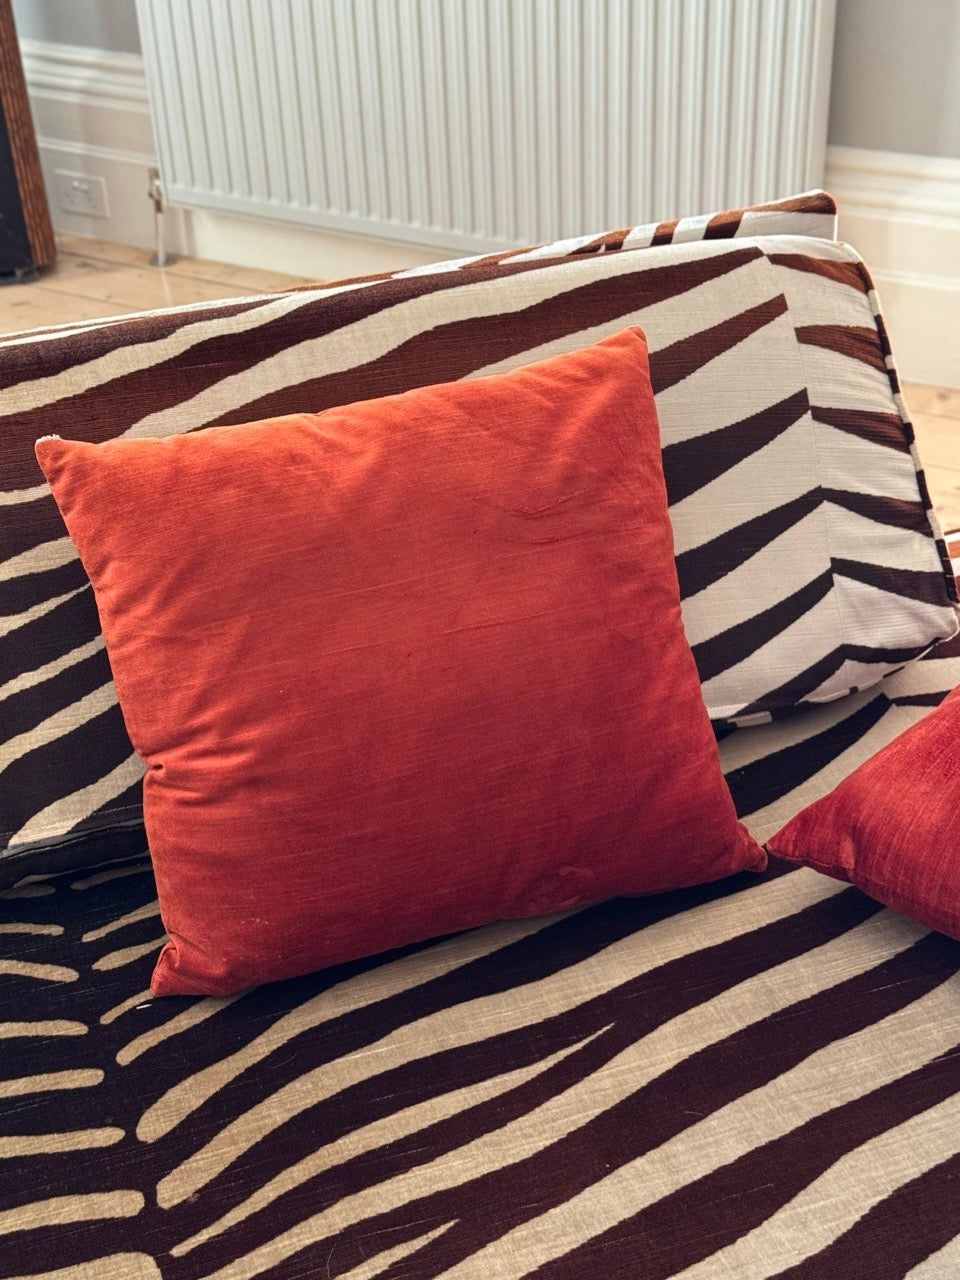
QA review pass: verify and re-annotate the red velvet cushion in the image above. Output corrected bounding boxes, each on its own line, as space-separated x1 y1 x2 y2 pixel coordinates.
768 684 960 937
36 327 764 996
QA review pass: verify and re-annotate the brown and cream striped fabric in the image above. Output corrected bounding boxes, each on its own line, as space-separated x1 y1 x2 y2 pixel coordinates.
2 640 960 1279
318 189 840 284
3 194 956 881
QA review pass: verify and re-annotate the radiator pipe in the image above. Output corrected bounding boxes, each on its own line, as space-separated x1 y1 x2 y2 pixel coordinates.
148 169 175 267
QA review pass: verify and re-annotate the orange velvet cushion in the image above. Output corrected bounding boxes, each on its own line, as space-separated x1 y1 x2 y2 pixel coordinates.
36 327 764 996
767 685 960 937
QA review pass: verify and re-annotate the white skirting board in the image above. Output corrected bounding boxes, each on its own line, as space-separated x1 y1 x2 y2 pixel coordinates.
826 146 960 389
18 41 960 388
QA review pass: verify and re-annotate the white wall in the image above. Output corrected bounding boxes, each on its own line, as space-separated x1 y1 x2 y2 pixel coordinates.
828 0 960 159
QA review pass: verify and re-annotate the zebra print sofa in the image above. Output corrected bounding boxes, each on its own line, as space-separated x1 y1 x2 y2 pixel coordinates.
4 192 960 1278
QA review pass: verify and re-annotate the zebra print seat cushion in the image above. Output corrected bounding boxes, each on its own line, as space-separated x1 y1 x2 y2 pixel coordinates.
36 329 765 995
3 191 956 881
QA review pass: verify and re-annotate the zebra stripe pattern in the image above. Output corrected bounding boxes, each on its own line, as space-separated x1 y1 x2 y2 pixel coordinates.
2 639 960 1278
2 196 954 875
0 192 834 870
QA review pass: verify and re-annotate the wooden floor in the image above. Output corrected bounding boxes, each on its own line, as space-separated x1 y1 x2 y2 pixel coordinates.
4 233 960 530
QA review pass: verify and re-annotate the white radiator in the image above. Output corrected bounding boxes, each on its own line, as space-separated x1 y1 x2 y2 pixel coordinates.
135 0 837 254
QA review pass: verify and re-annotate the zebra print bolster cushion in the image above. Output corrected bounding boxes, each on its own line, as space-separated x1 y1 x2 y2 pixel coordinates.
36 328 765 995
767 682 960 939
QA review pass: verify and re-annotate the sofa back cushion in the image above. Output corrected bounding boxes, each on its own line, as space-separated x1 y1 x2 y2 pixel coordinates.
3 191 956 878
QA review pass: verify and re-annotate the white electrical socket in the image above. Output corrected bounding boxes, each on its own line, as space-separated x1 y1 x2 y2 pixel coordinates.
54 169 110 218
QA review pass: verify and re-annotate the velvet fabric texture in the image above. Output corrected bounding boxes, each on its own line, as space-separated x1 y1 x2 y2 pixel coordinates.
36 327 764 996
767 684 960 938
